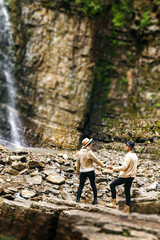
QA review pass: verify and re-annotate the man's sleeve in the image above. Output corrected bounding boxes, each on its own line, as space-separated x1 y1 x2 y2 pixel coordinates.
113 154 131 172
88 151 104 168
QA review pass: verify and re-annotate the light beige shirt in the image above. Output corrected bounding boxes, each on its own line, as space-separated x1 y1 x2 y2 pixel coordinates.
113 151 138 178
76 149 104 173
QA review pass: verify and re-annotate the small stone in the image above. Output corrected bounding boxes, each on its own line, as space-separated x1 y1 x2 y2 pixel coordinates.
5 167 19 175
46 174 65 185
13 148 29 155
61 190 73 201
28 160 45 168
12 162 27 171
146 181 158 192
26 175 42 185
0 186 3 194
44 188 60 196
62 154 68 160
9 155 27 162
20 190 36 199
43 168 56 176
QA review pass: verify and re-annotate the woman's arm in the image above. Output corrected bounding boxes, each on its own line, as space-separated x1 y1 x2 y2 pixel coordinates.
76 156 80 174
88 151 104 168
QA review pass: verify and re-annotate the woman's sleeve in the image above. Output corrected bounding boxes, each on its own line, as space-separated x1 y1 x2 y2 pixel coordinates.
76 156 80 173
88 151 104 167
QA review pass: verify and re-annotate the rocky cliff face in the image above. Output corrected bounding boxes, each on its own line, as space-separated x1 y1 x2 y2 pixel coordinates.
9 0 96 149
6 0 160 149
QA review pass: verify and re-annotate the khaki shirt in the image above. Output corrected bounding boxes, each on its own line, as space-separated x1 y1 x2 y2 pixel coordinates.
76 149 104 173
113 151 138 178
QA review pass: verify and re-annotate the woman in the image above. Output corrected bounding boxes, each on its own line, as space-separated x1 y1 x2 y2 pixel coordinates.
76 138 104 205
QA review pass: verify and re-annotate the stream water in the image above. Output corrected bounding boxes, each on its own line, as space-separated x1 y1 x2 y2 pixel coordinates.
0 0 26 147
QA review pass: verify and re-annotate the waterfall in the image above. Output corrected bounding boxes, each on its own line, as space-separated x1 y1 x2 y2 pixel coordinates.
0 0 25 147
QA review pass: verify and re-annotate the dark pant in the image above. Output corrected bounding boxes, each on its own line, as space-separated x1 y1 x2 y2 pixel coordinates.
76 170 97 201
110 177 134 206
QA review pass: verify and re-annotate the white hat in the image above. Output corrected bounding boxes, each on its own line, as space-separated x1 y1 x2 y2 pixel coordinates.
82 138 93 148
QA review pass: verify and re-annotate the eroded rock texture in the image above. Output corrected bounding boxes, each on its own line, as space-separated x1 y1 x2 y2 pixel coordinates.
10 1 96 149
6 0 160 149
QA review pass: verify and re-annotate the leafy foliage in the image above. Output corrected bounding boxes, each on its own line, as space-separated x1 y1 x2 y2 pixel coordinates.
111 0 133 28
0 235 15 240
140 11 151 29
118 77 128 90
154 103 160 108
154 0 160 5
74 0 107 15
41 0 109 15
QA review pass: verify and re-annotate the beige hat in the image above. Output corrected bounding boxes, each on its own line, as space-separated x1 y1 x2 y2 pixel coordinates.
82 138 93 148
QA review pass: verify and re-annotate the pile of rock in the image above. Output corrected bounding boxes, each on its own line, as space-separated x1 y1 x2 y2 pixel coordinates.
0 146 159 214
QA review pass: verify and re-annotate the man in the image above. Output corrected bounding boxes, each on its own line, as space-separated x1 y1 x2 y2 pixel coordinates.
108 140 138 213
76 138 104 205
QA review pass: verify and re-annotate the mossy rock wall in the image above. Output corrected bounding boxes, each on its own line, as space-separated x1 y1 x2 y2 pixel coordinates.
84 0 160 146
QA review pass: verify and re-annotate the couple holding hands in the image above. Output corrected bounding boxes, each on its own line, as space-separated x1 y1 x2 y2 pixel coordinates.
76 138 138 213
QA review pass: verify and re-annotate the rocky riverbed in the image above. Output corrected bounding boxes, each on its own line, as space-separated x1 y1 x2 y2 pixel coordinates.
0 143 160 240
0 143 159 213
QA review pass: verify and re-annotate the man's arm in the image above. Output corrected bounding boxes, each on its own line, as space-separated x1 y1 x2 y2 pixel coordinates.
88 151 104 168
113 154 131 172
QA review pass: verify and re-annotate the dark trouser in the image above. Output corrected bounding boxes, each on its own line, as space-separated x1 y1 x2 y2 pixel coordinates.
110 177 134 206
76 170 97 201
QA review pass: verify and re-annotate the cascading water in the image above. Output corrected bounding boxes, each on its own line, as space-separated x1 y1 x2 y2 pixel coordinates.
0 0 25 147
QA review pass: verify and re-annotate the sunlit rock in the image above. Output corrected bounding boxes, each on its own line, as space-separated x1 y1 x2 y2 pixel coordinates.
46 174 65 185
20 189 36 199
